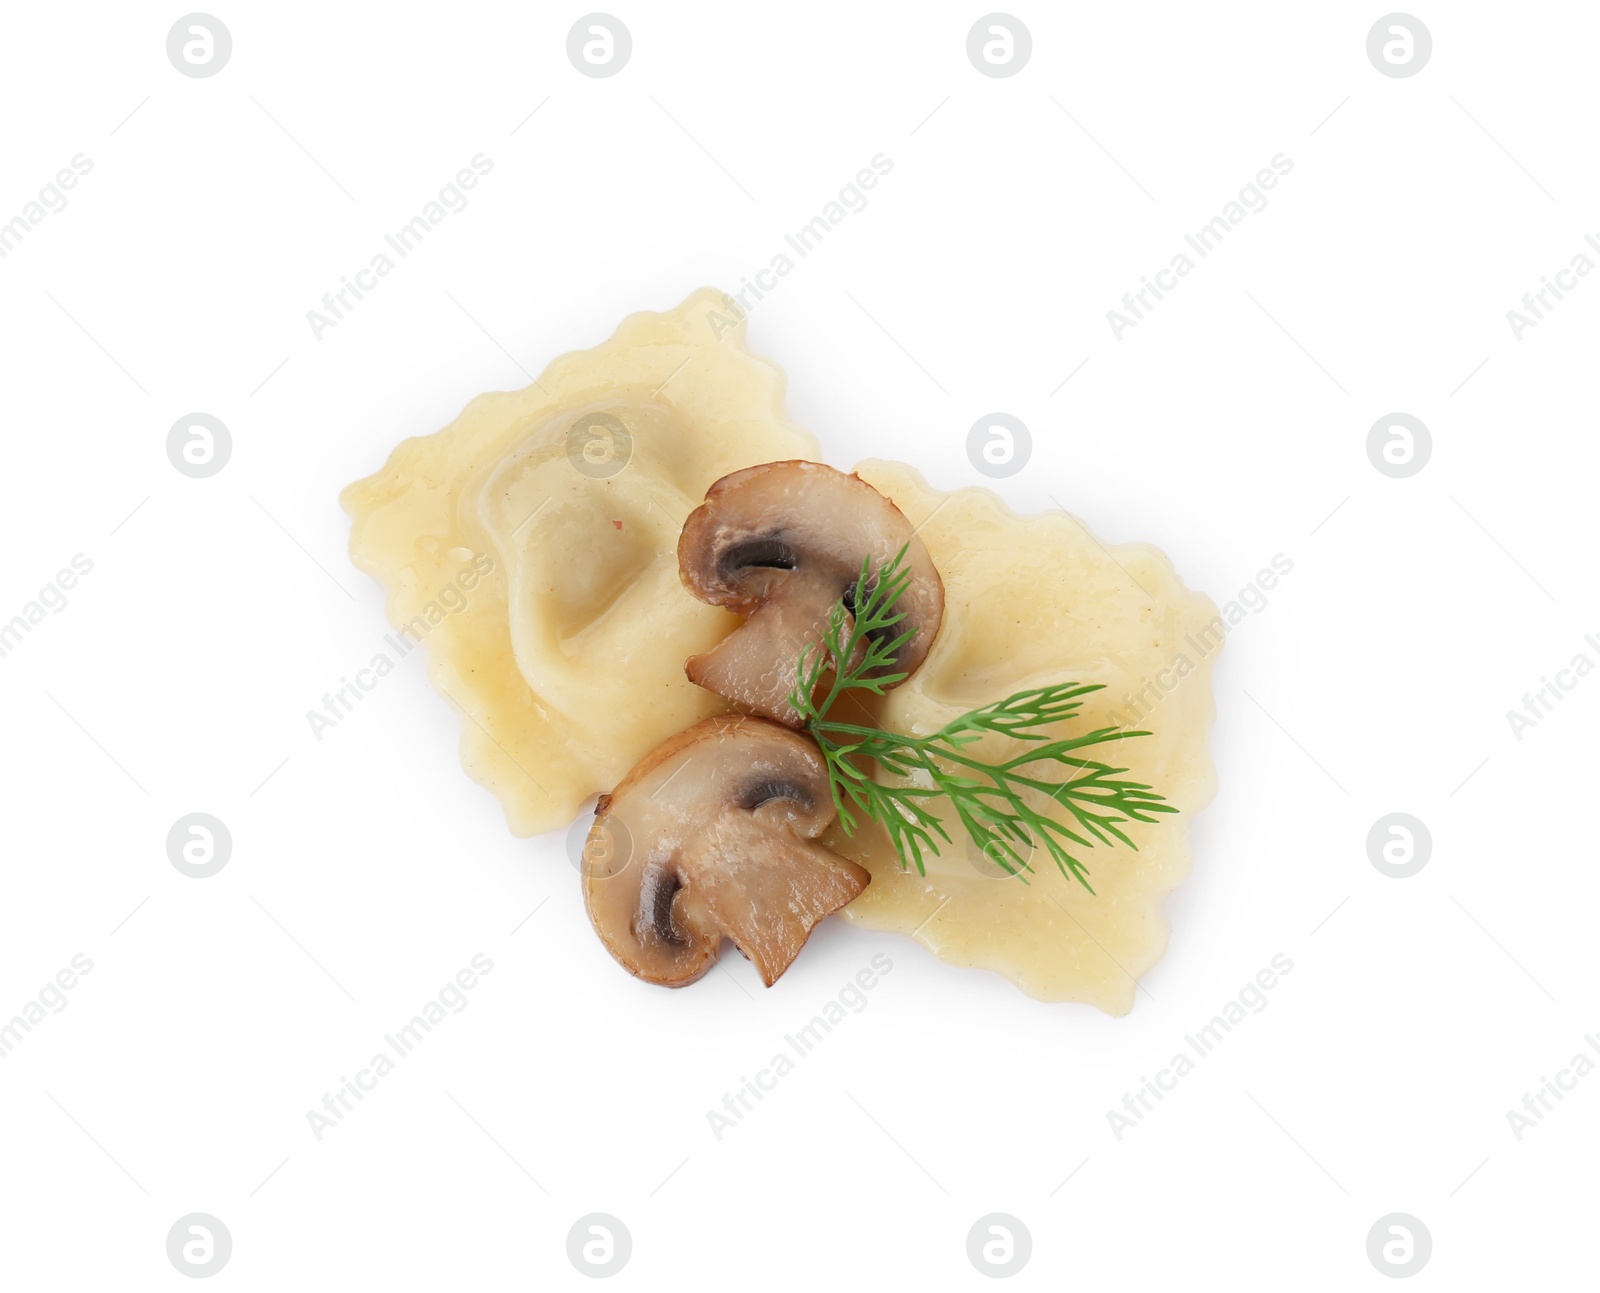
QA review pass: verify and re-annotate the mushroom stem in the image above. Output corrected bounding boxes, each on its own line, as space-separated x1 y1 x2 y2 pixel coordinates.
685 580 842 727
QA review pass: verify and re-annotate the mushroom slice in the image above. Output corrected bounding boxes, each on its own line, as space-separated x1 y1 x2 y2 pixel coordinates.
678 460 944 726
582 715 869 987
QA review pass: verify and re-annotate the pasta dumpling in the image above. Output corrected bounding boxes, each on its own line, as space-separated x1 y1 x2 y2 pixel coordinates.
342 289 1217 1010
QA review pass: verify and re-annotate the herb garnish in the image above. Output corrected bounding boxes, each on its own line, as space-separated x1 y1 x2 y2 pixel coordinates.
789 546 1175 891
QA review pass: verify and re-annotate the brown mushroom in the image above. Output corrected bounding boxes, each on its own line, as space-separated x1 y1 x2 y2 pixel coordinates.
677 460 943 726
582 714 869 987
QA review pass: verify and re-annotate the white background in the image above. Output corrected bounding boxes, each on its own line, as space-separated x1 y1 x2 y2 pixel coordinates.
2 1 1595 1287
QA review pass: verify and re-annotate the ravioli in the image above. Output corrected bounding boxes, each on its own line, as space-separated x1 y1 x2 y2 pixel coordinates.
342 288 1217 1011
342 290 818 826
827 461 1218 1012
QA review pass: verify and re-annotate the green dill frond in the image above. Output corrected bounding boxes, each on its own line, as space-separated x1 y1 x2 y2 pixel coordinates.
787 545 1175 893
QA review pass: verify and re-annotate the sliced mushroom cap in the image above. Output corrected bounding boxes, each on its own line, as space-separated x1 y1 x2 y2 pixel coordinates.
582 715 869 987
678 460 943 726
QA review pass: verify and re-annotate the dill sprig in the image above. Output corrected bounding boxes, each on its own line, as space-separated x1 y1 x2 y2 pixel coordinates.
789 546 1175 892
